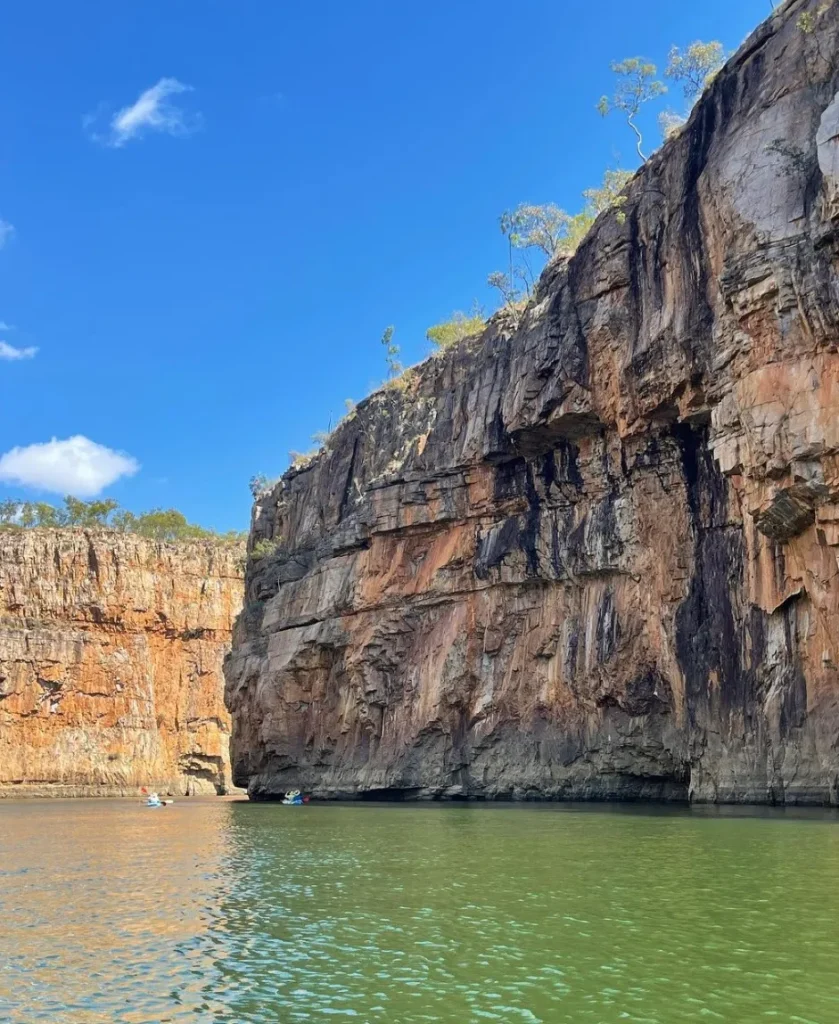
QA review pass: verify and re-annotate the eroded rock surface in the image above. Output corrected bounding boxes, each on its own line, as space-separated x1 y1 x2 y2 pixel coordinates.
226 0 839 804
0 530 243 796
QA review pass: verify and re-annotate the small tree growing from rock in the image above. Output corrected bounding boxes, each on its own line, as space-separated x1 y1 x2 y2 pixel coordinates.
582 168 634 219
249 474 275 498
381 325 402 379
658 109 687 139
665 41 725 100
499 203 590 259
798 2 834 34
249 537 281 562
487 270 525 321
598 58 666 161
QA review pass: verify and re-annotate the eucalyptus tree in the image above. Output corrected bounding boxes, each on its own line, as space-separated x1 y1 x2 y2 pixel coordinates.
598 58 667 161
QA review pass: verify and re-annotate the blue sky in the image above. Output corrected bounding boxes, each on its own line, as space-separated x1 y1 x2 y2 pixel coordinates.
0 0 770 531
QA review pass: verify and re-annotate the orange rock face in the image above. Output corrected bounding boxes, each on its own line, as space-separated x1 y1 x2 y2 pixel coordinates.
227 0 839 804
0 530 243 796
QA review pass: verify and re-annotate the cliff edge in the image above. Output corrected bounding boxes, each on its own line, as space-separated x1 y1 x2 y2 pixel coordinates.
226 0 839 804
0 530 243 796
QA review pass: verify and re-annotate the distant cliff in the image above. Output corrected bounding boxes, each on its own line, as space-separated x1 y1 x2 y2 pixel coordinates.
0 530 243 796
226 0 839 804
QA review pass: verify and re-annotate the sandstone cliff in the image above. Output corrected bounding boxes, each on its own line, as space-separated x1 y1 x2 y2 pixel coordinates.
226 0 839 804
0 530 243 796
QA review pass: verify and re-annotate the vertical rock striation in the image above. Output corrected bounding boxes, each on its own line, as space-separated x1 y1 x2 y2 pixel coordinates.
0 530 243 796
227 0 839 804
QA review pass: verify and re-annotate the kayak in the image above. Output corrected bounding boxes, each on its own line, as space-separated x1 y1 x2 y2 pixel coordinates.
145 793 174 808
282 789 308 805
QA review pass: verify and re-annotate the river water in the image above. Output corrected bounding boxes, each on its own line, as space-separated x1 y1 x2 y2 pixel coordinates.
2 799 839 1023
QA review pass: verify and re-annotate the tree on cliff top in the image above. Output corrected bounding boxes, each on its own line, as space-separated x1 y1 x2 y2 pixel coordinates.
249 474 279 498
64 496 120 527
665 41 725 99
0 497 244 543
598 58 666 160
497 168 633 270
487 270 527 325
582 169 634 218
500 203 591 260
381 325 402 379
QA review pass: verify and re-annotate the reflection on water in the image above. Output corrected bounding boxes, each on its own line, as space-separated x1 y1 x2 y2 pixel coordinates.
2 800 839 1022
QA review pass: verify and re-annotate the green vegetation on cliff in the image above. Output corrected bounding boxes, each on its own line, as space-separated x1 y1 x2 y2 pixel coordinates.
0 497 245 544
259 32 727 491
426 307 486 350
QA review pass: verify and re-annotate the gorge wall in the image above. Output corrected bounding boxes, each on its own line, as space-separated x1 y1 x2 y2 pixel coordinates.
0 530 243 797
226 0 839 804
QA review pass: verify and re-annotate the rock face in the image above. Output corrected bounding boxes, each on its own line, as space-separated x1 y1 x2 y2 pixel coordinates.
226 0 839 804
0 530 243 797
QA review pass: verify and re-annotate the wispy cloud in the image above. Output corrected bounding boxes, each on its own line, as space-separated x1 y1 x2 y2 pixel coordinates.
0 341 37 361
0 436 139 497
86 78 199 147
0 220 15 249
0 321 15 331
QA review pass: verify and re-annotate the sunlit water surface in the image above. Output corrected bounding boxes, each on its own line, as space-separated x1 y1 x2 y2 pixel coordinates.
2 799 839 1023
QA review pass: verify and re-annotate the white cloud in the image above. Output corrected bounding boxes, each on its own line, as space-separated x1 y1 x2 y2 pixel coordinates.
0 341 37 360
93 78 198 147
0 436 139 497
0 321 16 331
0 220 15 248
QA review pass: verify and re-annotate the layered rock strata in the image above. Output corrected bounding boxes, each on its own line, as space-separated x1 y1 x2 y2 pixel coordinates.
0 530 243 796
227 0 839 803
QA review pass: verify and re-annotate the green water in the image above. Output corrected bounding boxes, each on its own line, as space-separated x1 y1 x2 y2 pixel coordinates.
2 801 839 1023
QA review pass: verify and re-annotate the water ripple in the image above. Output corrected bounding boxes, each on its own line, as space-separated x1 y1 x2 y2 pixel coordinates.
1 801 839 1022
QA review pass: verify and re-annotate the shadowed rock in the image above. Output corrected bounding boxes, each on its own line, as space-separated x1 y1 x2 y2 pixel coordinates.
227 0 839 805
